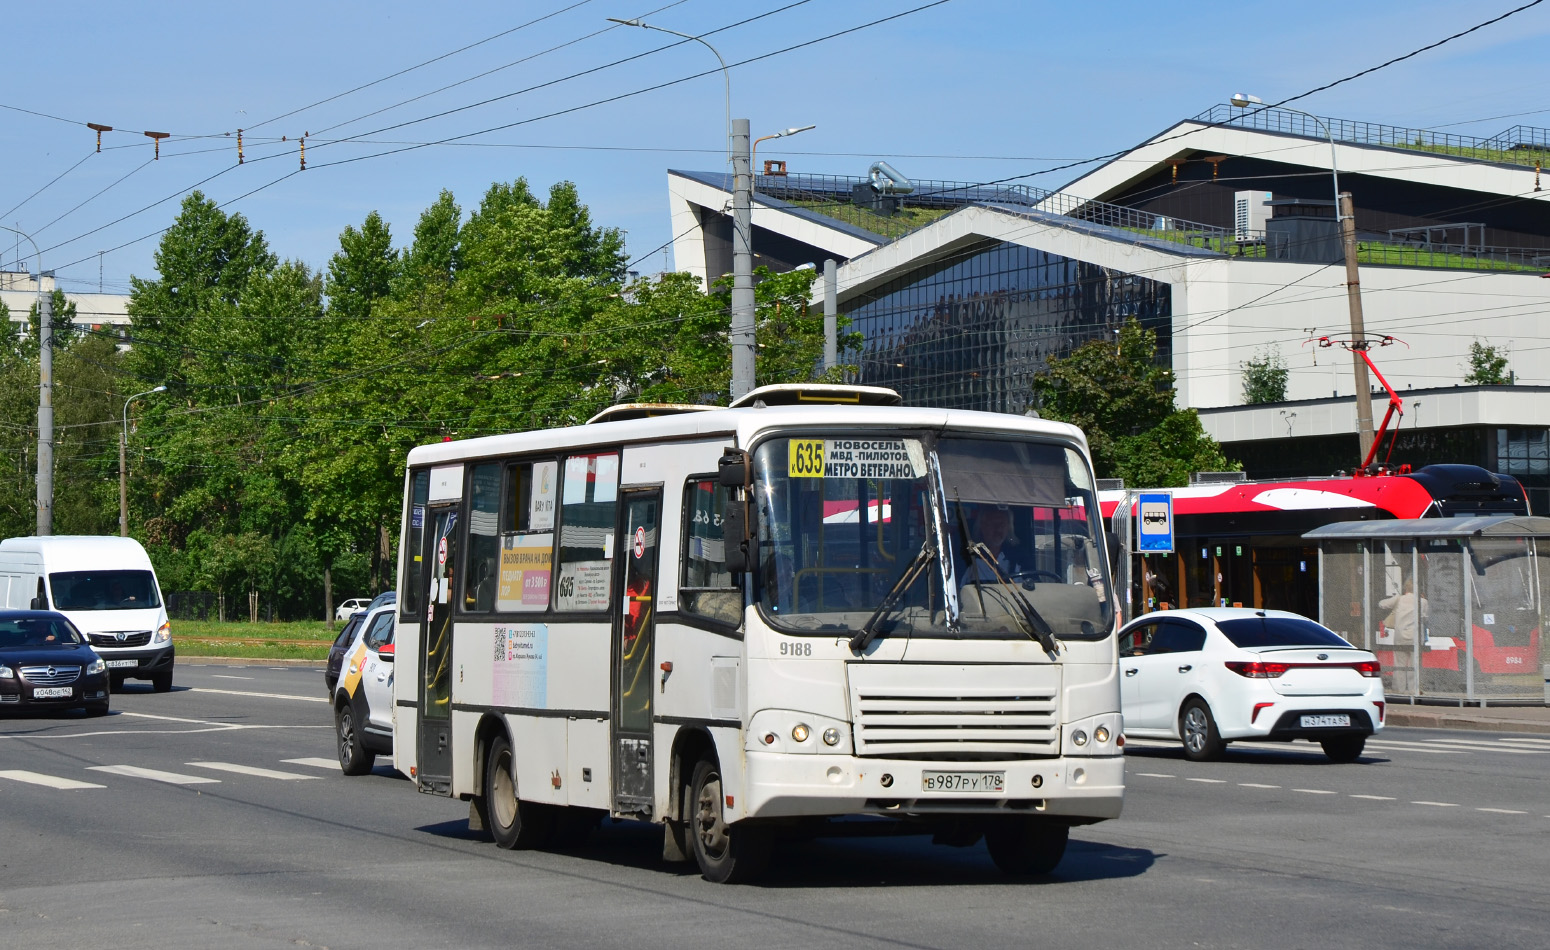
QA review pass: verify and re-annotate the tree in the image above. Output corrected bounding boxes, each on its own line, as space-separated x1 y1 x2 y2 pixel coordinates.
1032 319 1234 486
1464 340 1511 385
326 211 401 322
397 189 461 295
1241 346 1288 404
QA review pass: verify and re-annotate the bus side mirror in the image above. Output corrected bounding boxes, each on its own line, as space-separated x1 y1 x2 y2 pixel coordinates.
723 497 756 575
29 597 45 611
718 449 751 489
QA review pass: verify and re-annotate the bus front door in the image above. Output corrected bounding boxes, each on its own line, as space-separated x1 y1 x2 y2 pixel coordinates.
418 504 458 791
612 489 661 816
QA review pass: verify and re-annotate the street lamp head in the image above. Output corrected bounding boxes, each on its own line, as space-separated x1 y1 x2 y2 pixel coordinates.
1229 93 1262 108
778 125 817 137
607 17 644 27
150 385 167 394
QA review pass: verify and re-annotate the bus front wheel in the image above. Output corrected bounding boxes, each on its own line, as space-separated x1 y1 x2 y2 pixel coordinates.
689 757 771 883
985 817 1069 876
484 734 553 850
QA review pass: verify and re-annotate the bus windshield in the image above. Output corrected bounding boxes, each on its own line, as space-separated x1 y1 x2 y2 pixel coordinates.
752 433 1112 640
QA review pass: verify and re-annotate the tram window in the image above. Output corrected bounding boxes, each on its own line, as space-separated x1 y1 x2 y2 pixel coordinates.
401 470 430 619
681 478 740 626
554 452 620 613
463 463 502 613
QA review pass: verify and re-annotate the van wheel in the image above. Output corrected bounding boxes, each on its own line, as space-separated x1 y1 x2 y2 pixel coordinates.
335 701 375 775
151 672 173 692
689 757 771 883
484 733 553 850
985 817 1069 876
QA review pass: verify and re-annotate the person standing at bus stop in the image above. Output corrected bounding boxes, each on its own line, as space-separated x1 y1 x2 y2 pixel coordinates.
1380 577 1428 692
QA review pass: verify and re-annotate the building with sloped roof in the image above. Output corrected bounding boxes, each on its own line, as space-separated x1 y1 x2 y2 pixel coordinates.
667 105 1550 509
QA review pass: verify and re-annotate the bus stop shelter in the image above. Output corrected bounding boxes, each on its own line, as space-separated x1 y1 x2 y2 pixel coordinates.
1304 516 1550 704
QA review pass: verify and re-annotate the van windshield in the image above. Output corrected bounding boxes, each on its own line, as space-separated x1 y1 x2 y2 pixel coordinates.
49 570 162 610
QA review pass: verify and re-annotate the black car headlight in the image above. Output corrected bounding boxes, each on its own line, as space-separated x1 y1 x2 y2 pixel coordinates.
87 657 106 676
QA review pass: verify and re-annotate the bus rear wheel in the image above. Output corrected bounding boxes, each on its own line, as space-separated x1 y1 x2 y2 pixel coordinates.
689 757 771 883
985 817 1069 876
485 734 553 850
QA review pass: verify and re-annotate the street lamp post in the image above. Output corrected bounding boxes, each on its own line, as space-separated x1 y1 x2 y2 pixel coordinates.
1230 94 1374 461
121 386 166 537
2 225 52 536
752 124 816 173
608 16 760 399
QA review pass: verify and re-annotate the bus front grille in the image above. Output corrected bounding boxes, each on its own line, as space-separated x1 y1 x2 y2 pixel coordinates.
848 664 1060 759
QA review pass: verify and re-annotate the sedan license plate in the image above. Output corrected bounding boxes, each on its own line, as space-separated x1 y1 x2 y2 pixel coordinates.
921 771 1004 792
1301 714 1351 728
33 686 73 699
105 659 138 668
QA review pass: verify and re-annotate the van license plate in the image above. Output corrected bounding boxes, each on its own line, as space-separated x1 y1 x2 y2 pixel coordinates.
1301 714 1351 728
105 660 138 668
33 687 73 699
921 771 1004 792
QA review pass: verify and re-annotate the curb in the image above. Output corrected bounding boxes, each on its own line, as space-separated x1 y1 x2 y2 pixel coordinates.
1386 709 1550 735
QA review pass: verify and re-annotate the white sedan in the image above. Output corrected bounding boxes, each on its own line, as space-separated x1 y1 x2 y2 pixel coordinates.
1118 608 1385 763
334 598 370 621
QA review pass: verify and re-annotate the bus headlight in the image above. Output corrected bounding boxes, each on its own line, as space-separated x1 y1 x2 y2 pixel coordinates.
822 727 841 746
746 710 851 754
1066 713 1123 756
791 724 811 743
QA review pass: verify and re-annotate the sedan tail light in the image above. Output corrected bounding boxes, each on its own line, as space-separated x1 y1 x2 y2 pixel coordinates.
1225 660 1290 678
1352 660 1381 677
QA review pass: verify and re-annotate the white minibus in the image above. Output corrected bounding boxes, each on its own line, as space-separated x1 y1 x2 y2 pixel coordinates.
393 384 1123 882
0 536 174 691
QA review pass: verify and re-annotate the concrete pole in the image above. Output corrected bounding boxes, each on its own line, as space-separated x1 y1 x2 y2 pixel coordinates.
730 117 756 400
119 428 128 537
37 286 53 536
1340 192 1375 463
823 259 837 371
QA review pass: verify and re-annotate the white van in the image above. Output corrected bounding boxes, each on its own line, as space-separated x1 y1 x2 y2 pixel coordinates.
0 536 174 691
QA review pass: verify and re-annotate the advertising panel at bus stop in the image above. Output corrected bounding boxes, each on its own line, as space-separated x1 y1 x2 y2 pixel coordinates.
1137 492 1174 554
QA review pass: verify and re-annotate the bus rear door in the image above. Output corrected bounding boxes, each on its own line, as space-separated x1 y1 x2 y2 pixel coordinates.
612 489 661 816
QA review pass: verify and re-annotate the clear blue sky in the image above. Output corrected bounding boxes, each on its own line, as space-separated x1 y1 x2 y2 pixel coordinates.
4 0 1548 294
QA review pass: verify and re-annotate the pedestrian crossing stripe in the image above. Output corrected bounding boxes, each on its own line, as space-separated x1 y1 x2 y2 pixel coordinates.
87 765 221 785
0 769 105 790
283 757 343 770
186 761 321 780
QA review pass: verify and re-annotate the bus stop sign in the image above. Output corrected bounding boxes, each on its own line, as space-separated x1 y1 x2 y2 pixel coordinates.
1137 492 1174 553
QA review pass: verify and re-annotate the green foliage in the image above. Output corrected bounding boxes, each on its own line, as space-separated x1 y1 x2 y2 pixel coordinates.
1032 319 1234 487
50 176 843 620
1241 346 1289 404
1464 340 1511 385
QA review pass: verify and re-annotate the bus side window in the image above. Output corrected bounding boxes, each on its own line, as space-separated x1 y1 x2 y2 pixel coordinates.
463 463 503 613
681 478 741 627
554 452 620 613
401 470 430 620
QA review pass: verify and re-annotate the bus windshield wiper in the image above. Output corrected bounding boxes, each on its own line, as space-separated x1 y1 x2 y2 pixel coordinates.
850 540 936 654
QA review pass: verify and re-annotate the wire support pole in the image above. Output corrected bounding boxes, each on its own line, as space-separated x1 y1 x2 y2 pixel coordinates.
1 225 50 535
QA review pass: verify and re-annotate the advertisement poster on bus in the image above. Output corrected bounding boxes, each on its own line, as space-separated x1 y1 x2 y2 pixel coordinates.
492 623 547 708
528 460 557 531
497 533 553 612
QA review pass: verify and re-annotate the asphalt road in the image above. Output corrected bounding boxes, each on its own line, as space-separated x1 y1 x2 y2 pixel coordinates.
2 664 1547 950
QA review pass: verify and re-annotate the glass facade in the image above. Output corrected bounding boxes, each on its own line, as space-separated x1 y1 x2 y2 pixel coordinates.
847 240 1172 414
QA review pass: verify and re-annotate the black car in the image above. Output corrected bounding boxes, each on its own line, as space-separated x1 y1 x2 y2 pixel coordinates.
0 610 110 715
325 608 370 696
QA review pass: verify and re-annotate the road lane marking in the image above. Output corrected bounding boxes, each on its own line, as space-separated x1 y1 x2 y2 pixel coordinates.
1413 739 1548 754
1133 772 1175 778
1477 808 1526 814
87 765 221 785
1351 794 1396 800
1239 783 1280 789
1186 778 1226 784
186 762 321 780
1411 801 1459 807
119 711 236 726
1497 737 1550 746
0 770 105 790
1364 741 1467 755
189 688 328 704
283 757 343 770
1293 788 1337 795
210 675 254 681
